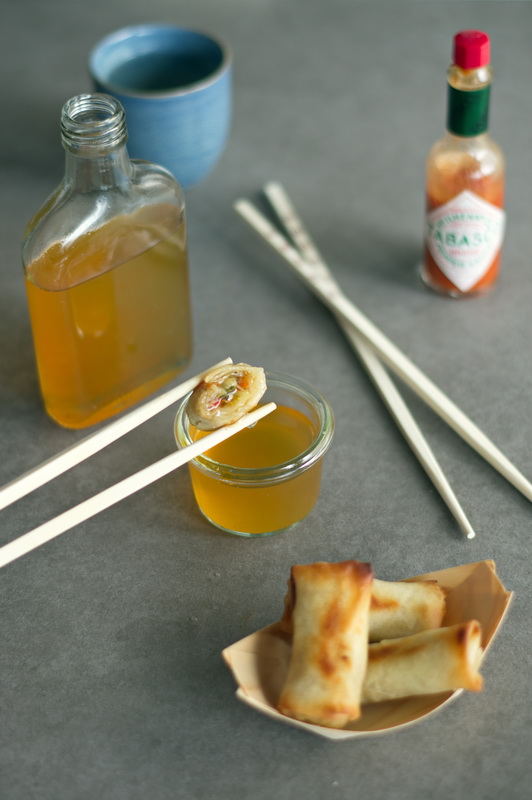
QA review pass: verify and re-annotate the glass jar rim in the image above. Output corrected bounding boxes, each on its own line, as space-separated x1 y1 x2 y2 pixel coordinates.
174 371 334 485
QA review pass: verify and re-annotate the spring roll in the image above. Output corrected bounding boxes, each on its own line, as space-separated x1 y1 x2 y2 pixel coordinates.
186 363 266 430
280 575 446 642
277 560 374 728
369 578 446 642
362 620 484 703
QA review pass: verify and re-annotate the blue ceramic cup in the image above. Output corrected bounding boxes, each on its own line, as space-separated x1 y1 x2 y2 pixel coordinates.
89 24 232 189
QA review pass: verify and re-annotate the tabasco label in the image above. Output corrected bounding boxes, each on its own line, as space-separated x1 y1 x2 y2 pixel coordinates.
425 190 506 291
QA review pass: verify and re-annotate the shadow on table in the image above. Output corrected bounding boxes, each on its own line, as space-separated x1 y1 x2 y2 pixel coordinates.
230 199 423 300
0 301 41 413
321 223 424 295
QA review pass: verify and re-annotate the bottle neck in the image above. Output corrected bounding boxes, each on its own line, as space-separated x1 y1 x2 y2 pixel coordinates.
61 94 132 190
446 64 492 138
63 145 132 191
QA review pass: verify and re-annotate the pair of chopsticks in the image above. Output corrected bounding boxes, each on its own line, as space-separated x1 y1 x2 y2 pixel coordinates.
0 358 276 569
235 182 532 539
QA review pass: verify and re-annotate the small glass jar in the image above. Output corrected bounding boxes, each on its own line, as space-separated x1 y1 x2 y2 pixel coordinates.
174 372 334 536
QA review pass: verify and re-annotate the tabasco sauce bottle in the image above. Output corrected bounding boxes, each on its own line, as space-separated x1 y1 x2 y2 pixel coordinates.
421 30 505 297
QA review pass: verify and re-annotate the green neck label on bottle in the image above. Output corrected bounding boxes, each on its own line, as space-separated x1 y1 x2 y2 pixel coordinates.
447 85 490 136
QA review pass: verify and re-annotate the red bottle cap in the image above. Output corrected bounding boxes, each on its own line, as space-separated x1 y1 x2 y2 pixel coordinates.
453 30 490 69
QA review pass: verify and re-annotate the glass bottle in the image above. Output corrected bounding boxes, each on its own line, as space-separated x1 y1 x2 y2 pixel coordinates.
22 94 192 428
421 30 505 297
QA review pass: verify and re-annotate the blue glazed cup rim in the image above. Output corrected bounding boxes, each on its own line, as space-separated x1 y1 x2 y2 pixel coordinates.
88 23 232 99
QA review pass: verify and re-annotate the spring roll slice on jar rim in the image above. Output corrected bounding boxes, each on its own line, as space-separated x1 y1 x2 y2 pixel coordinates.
362 619 484 704
277 560 374 729
186 363 267 431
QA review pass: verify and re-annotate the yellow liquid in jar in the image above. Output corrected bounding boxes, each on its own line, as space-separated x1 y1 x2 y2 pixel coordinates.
24 204 192 428
188 404 324 535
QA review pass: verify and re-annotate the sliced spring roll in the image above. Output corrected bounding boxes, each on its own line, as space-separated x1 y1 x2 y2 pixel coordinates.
277 560 374 728
280 575 446 642
362 620 484 704
186 363 267 430
369 578 446 642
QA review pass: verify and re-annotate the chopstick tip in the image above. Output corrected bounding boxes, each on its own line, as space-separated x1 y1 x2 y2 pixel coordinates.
263 179 281 192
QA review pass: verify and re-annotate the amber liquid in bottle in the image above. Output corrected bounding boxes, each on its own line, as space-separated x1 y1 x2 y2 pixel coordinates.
25 204 192 428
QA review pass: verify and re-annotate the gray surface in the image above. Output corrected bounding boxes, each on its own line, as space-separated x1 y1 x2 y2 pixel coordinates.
1 1 531 798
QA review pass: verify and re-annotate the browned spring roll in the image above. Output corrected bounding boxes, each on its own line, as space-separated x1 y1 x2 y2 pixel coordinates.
280 575 446 642
369 578 446 642
277 560 374 728
362 620 484 704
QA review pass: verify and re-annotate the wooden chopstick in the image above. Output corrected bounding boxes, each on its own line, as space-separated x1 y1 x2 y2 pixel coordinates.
262 181 475 539
0 401 276 569
0 358 233 513
234 194 532 506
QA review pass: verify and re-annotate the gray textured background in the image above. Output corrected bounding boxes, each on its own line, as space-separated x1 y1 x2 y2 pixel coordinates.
0 2 530 799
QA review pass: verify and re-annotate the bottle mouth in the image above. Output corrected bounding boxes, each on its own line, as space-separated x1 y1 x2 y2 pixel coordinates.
61 93 127 152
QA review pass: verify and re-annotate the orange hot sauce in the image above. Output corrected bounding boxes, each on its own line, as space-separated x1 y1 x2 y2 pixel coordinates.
421 31 505 298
